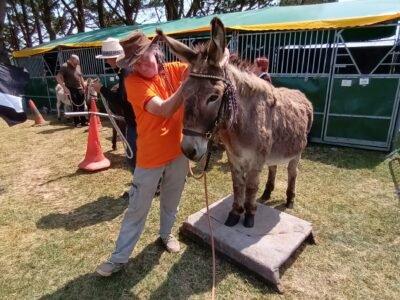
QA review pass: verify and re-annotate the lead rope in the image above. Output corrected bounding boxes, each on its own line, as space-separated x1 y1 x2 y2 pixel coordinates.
203 172 216 300
188 150 216 300
161 60 216 298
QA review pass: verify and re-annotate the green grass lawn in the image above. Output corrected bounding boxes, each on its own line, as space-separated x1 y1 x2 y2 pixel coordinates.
0 115 399 300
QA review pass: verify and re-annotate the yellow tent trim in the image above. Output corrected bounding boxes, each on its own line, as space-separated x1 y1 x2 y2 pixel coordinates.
12 42 103 58
228 13 400 31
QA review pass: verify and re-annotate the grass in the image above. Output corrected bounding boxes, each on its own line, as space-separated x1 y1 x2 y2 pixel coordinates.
0 115 399 300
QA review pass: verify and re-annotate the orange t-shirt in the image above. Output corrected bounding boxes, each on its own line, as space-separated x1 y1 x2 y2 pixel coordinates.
125 62 187 168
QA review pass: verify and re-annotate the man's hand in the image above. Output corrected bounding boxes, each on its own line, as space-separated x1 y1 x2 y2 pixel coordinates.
63 86 70 95
92 80 103 93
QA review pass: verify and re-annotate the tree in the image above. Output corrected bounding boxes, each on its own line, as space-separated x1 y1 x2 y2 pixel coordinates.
103 0 141 25
2 0 340 53
60 0 85 32
280 0 337 5
41 0 58 41
8 0 34 48
29 0 43 44
0 0 9 64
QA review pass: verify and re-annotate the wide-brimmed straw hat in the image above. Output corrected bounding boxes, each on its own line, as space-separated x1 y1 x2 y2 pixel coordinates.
116 30 153 68
96 38 124 59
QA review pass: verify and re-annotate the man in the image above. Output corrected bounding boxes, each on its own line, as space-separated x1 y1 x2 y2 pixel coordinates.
252 56 272 83
56 54 88 127
92 38 137 170
96 30 188 277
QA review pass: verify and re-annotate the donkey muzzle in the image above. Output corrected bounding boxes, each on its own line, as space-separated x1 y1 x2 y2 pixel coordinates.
181 135 208 162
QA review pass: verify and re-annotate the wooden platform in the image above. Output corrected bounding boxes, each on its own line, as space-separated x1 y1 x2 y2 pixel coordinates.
180 195 313 287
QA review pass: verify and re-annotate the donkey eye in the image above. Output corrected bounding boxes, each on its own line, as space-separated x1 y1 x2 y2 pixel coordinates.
207 95 219 104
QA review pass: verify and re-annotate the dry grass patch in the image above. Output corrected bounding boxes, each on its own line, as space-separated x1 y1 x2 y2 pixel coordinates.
0 115 399 299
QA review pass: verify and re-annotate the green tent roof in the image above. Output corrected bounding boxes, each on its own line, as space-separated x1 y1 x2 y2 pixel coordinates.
13 0 400 58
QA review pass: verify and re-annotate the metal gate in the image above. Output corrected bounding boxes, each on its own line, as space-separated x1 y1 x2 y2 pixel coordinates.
324 23 400 150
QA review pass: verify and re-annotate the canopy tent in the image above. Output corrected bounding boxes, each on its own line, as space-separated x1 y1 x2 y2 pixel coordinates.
12 0 400 58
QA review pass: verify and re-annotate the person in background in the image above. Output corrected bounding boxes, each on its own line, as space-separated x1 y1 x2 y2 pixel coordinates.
96 30 189 277
253 56 272 83
56 54 88 128
92 38 137 171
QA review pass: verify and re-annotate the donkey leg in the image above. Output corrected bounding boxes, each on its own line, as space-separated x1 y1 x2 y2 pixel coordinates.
260 165 277 201
243 169 262 228
56 101 61 120
286 157 300 209
225 168 245 227
112 128 117 150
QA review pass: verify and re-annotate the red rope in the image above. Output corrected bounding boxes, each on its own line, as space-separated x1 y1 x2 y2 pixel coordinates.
189 161 216 299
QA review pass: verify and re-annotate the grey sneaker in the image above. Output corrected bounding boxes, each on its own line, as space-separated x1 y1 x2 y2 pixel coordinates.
161 234 180 253
96 260 125 277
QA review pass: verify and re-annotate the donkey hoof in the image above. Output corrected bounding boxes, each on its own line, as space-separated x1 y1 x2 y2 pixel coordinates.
286 201 294 209
243 213 255 228
224 212 240 227
112 145 117 151
260 193 271 202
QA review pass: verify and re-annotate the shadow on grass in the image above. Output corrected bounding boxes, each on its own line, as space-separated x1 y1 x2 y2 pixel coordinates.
39 237 274 299
38 169 91 186
148 234 276 299
39 241 162 300
37 125 74 135
103 150 130 171
304 143 386 169
36 196 128 231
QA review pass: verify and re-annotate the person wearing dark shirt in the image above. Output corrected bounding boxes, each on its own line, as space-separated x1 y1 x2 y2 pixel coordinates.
56 54 88 127
92 38 137 170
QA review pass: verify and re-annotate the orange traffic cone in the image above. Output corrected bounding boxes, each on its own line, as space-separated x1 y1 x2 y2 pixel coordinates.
78 110 110 171
90 98 102 129
29 99 48 126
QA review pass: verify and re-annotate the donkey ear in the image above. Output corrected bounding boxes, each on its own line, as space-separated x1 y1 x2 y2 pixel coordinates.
208 17 226 67
156 29 197 64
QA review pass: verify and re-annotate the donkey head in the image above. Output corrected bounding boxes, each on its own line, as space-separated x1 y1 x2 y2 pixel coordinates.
157 17 229 161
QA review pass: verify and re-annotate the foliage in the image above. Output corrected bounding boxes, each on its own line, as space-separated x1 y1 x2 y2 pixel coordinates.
1 0 337 56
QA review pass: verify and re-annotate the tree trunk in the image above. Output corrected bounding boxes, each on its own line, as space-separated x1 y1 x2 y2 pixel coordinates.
122 0 134 25
76 0 85 32
97 0 105 28
42 0 57 40
17 0 33 47
163 0 179 20
0 0 10 64
30 0 43 44
6 12 20 52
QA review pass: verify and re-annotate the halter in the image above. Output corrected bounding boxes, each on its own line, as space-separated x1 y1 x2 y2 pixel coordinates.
182 71 238 140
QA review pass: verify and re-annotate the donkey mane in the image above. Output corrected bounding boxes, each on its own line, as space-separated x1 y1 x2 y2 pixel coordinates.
191 43 274 105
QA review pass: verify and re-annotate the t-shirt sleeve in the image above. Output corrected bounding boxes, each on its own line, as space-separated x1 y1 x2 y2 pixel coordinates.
125 77 157 112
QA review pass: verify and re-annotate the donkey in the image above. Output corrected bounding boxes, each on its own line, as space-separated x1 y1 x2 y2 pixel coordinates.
55 83 72 120
157 18 313 228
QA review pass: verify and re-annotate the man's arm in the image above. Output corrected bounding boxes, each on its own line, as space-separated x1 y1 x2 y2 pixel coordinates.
92 81 121 105
80 76 86 90
145 85 184 118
